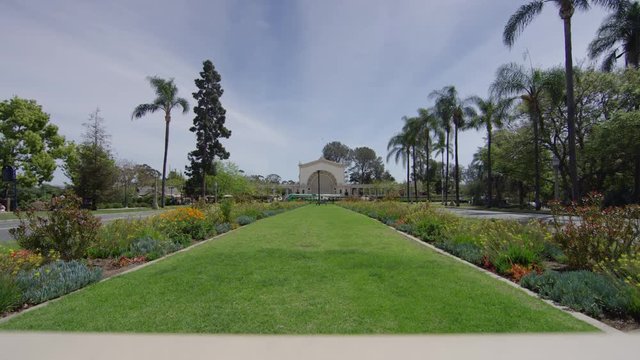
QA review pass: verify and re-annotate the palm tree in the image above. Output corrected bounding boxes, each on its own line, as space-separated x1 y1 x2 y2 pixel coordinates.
491 62 548 210
467 95 514 208
503 0 621 202
589 0 640 71
402 116 423 200
429 86 456 205
132 77 189 207
417 108 438 201
452 100 476 206
432 131 450 205
387 130 412 203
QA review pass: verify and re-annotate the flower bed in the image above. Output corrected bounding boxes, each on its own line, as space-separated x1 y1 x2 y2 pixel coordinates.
1 197 306 317
338 200 640 328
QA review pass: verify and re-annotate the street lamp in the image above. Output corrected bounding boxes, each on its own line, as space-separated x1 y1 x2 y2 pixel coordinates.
552 155 560 201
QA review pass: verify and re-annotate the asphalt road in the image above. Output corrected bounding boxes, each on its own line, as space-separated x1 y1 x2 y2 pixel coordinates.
0 210 165 244
440 207 556 222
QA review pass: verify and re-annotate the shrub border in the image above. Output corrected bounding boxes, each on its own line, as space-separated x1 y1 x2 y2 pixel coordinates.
357 211 622 334
0 206 306 326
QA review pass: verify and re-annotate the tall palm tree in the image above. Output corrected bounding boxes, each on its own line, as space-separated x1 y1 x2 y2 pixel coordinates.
503 0 621 202
429 86 457 205
432 131 450 205
387 130 412 203
491 62 548 210
467 95 514 208
402 116 423 200
452 100 476 206
417 108 438 201
132 77 189 207
589 0 640 71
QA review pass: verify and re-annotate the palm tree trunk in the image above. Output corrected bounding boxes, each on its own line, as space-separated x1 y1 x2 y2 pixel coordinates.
425 137 430 201
533 110 541 211
441 150 445 204
487 126 492 208
445 129 450 206
412 145 418 201
161 113 171 208
406 151 410 203
563 16 579 202
454 125 460 206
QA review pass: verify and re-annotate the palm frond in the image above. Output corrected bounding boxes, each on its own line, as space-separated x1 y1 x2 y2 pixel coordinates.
503 1 545 48
601 50 622 71
131 103 160 120
491 63 528 98
174 97 190 114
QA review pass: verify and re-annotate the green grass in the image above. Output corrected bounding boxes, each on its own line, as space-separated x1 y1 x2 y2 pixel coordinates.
0 205 594 333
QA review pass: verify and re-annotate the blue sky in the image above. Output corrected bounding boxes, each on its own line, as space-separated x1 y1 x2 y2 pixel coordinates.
0 0 611 184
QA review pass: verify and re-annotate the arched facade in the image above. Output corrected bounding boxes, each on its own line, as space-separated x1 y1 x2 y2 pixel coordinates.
299 157 346 194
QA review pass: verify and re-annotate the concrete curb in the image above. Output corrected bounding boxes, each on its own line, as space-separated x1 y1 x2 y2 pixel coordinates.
377 221 623 334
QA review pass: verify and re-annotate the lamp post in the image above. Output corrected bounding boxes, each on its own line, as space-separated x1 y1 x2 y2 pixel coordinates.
552 155 560 201
317 170 321 205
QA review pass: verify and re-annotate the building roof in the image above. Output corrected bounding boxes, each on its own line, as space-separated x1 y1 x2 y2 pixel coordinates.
298 156 347 169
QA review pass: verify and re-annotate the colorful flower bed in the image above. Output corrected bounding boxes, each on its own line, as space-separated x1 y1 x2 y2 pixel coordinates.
338 200 640 327
0 196 306 316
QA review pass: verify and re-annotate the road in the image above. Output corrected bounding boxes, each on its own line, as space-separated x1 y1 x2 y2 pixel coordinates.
0 210 165 244
440 207 556 222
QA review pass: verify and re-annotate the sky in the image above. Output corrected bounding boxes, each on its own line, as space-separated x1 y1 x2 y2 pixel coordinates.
0 0 612 185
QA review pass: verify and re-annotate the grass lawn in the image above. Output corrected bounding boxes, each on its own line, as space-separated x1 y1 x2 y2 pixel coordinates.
0 205 595 333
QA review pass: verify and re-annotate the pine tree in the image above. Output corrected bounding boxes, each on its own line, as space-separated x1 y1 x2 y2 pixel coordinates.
186 60 231 199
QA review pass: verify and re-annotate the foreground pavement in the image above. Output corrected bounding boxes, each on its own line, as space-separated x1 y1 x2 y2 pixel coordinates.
0 210 164 244
0 333 637 360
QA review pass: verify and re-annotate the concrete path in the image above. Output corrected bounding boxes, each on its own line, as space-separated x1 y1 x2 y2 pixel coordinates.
0 210 164 244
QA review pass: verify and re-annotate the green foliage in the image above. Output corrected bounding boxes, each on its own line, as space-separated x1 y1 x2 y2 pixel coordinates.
0 97 68 187
0 248 45 276
551 193 640 270
11 194 101 260
0 275 21 313
185 59 231 198
63 109 118 206
15 260 102 305
215 222 232 234
521 270 639 319
236 215 255 226
435 241 484 265
220 198 233 223
127 237 182 261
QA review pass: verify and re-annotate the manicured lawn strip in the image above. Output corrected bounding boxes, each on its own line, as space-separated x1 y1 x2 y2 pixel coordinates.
0 205 595 333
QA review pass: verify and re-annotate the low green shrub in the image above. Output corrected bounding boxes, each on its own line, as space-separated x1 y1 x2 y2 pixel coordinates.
521 270 638 319
89 218 163 258
215 223 232 234
11 195 101 260
0 275 21 313
127 237 182 260
15 260 102 304
435 241 484 265
236 215 255 226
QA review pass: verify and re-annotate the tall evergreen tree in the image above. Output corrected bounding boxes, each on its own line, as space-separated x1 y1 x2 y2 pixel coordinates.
65 108 117 208
186 60 231 199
